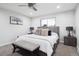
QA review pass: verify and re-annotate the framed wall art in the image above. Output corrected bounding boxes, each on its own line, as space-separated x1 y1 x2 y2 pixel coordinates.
10 16 23 25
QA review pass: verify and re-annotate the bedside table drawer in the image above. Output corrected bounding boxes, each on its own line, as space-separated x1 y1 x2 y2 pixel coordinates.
64 36 77 47
64 38 71 45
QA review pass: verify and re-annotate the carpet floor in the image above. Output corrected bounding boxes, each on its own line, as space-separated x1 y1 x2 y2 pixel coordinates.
54 43 78 56
0 43 78 56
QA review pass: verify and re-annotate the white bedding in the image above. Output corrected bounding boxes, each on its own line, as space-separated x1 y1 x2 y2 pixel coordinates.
15 33 58 56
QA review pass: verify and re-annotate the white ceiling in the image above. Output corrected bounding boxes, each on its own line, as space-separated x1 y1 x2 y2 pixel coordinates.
0 3 77 18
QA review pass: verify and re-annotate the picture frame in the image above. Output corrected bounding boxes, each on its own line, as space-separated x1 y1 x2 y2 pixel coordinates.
10 16 23 25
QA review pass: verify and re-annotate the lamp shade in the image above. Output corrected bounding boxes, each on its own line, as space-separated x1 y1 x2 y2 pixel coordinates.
66 27 73 31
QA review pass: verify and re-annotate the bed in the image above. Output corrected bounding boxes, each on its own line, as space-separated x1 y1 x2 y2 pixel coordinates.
13 26 59 56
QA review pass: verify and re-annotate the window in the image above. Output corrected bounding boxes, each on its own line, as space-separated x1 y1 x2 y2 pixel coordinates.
41 19 47 26
41 17 56 26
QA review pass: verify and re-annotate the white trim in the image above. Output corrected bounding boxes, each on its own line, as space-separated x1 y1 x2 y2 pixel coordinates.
0 42 13 47
77 47 79 55
60 40 64 43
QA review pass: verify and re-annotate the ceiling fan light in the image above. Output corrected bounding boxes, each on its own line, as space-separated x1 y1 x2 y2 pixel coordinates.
57 5 60 8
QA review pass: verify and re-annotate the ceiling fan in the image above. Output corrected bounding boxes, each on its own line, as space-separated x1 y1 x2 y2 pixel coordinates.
18 3 37 11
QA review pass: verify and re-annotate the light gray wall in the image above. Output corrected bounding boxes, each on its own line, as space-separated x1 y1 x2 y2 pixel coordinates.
75 5 79 54
31 10 75 42
0 8 31 46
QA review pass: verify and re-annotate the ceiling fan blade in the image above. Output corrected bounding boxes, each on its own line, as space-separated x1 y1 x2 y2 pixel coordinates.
18 4 27 7
18 3 37 11
32 6 37 11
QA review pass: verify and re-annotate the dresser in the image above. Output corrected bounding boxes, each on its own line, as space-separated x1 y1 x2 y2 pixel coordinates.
64 36 77 47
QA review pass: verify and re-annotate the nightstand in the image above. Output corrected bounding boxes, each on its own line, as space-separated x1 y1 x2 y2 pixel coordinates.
64 36 77 47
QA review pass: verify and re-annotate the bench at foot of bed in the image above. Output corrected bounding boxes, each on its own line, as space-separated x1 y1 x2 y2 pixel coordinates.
12 40 40 56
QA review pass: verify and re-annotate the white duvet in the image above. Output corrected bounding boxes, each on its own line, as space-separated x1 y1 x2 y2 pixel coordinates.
15 33 58 56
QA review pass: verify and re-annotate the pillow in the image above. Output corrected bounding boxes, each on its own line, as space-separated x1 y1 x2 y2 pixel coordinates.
41 28 49 36
51 32 57 35
34 28 51 36
48 30 51 36
34 28 41 35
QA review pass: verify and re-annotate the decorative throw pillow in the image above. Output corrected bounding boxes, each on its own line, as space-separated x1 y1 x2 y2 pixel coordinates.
34 28 41 35
41 29 49 36
48 30 51 36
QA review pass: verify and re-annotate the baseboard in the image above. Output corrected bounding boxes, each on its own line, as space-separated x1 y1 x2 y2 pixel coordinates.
77 47 79 55
0 42 13 47
59 40 64 44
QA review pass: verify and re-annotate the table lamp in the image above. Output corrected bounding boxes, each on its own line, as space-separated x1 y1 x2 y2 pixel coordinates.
66 26 73 37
